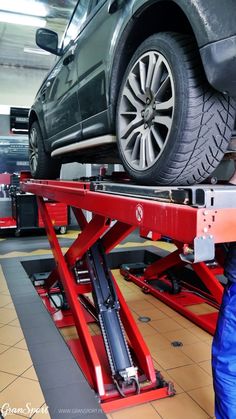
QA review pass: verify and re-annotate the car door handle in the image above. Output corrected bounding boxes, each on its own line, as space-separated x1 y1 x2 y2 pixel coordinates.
63 54 75 66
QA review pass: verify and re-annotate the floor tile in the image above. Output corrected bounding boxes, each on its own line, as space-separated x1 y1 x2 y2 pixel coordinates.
0 294 12 307
14 339 28 350
148 299 178 317
151 318 183 334
152 392 209 419
136 322 157 337
163 328 200 345
181 341 211 363
0 377 45 418
186 303 218 315
3 301 16 310
0 283 9 293
128 300 157 311
188 325 213 342
22 366 38 381
188 385 214 417
0 343 10 354
199 360 212 376
60 326 78 340
31 404 51 418
0 347 32 375
0 370 17 391
172 315 197 330
152 347 193 370
9 318 21 328
89 323 101 335
145 332 171 351
0 307 17 324
167 364 212 391
0 324 24 346
0 414 27 418
133 308 167 321
0 290 10 296
152 363 184 394
111 403 161 418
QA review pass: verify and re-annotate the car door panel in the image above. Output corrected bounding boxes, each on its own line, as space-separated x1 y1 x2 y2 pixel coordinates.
42 1 93 149
43 43 82 147
75 0 133 138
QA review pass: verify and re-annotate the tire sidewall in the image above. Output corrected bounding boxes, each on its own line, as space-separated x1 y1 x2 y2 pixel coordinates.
29 121 42 178
29 121 60 179
116 33 190 184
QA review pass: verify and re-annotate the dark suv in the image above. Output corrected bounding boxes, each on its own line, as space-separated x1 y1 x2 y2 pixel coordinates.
29 0 236 185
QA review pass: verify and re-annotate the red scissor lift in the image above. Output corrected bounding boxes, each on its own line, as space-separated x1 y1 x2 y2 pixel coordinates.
20 178 234 412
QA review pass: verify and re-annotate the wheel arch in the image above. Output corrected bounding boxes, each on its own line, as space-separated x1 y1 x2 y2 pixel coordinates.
109 1 197 127
29 110 49 152
29 110 38 130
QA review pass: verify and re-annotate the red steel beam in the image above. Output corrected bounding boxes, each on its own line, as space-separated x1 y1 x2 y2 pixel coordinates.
102 221 136 253
65 215 110 267
193 262 223 305
36 197 105 395
72 207 88 230
144 246 183 279
21 179 236 244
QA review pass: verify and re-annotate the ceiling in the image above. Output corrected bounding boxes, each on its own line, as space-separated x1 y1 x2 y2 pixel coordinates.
0 0 78 70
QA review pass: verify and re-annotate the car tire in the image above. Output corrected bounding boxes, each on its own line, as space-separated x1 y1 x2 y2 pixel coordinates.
29 121 61 179
116 32 236 185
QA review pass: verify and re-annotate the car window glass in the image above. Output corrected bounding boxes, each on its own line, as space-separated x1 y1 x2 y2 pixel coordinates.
63 0 90 50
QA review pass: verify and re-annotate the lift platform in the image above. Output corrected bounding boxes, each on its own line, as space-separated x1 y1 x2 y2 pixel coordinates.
20 177 235 411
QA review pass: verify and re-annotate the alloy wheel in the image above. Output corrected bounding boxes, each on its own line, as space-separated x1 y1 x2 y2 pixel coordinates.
29 127 39 174
118 51 175 171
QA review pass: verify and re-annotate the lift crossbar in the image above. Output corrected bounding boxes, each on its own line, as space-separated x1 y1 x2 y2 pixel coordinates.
21 179 236 256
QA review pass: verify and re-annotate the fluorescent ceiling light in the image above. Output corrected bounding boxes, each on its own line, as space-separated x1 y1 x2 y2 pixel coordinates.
0 0 47 17
0 12 46 27
24 47 50 55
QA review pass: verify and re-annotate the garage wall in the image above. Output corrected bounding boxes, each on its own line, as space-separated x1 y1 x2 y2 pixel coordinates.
0 66 48 107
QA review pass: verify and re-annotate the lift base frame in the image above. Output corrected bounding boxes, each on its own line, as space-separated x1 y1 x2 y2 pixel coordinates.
120 242 224 335
20 178 234 410
20 179 180 411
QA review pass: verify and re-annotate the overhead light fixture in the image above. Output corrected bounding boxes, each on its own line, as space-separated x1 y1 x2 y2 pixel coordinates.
0 0 47 17
0 12 46 27
24 47 50 55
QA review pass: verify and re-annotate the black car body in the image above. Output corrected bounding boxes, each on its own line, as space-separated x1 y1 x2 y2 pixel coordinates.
29 0 236 184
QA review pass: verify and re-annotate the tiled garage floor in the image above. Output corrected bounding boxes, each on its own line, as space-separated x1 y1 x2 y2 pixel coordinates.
0 264 50 419
0 234 215 419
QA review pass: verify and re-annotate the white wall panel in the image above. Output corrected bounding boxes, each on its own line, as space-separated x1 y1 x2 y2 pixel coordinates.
0 66 48 107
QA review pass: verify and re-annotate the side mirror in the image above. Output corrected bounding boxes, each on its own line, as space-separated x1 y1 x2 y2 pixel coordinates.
36 28 62 56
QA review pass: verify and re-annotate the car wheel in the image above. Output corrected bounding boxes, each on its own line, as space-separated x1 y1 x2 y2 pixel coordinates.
116 32 236 185
29 121 61 179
